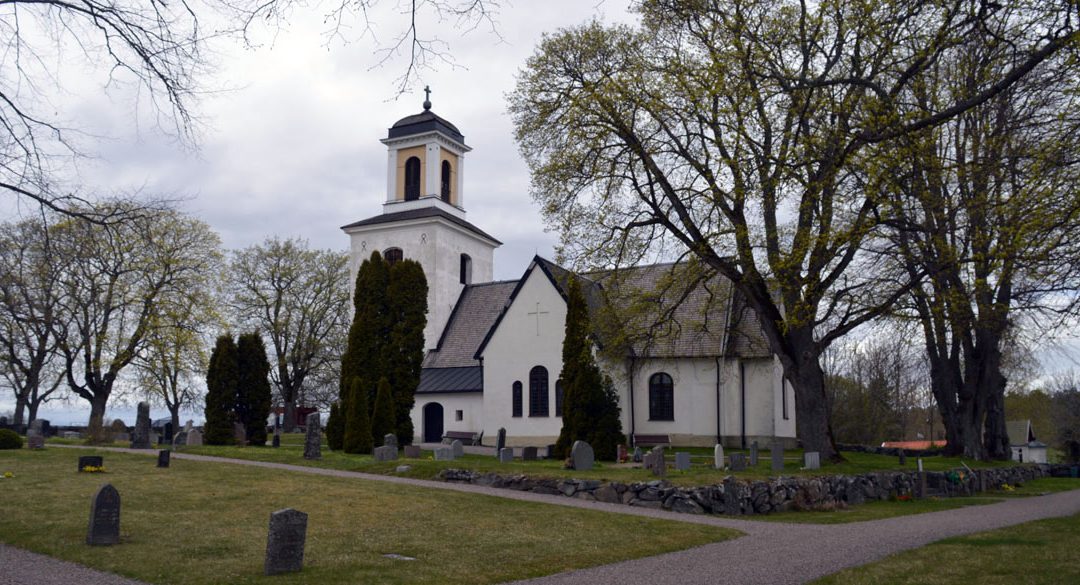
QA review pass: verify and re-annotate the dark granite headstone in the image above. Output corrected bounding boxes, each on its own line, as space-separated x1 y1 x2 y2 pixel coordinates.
546 444 557 459
157 450 170 468
571 440 594 471
730 453 747 472
163 422 174 442
78 456 104 472
272 431 280 448
522 446 538 461
632 446 643 463
264 508 307 575
496 427 506 454
131 403 151 449
770 441 784 473
303 413 321 460
675 452 691 471
87 483 120 546
403 445 422 458
898 449 907 466
750 441 759 466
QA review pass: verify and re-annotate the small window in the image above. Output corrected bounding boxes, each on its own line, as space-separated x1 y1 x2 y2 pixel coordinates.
455 410 463 422
555 380 564 417
529 366 549 417
512 381 522 418
441 160 452 203
460 254 472 285
404 156 421 201
782 382 789 420
384 247 403 265
648 372 674 421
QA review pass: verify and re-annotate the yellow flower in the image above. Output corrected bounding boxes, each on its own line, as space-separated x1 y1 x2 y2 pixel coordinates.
2 471 12 478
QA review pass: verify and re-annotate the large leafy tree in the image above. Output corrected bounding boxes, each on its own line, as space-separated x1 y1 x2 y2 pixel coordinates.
229 237 349 431
236 332 274 445
510 0 1078 460
555 276 624 460
204 335 240 445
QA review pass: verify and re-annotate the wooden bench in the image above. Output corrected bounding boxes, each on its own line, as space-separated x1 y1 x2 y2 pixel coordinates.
442 430 483 446
633 434 671 448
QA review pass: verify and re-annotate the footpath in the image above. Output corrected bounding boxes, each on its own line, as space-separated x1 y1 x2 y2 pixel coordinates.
2 445 1076 585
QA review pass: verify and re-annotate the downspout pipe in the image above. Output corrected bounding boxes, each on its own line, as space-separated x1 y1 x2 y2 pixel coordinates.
740 361 747 449
628 356 636 447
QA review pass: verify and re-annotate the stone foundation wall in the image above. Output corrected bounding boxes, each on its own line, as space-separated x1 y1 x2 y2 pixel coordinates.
438 464 1066 516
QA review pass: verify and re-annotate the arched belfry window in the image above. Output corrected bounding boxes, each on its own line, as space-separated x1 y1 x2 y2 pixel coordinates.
512 381 522 418
384 248 403 265
460 254 472 285
649 372 674 421
529 366 549 417
441 160 452 203
404 156 421 201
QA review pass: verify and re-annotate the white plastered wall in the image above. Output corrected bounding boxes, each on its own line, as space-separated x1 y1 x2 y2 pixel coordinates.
480 267 567 447
412 392 484 443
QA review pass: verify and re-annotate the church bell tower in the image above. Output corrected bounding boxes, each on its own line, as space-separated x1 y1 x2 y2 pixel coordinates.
341 91 501 350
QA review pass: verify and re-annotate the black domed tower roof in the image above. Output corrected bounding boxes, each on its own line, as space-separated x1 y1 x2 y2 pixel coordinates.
388 98 465 144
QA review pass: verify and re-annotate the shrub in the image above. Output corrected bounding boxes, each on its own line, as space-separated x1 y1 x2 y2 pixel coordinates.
326 401 345 451
344 377 373 454
0 428 24 449
371 377 396 447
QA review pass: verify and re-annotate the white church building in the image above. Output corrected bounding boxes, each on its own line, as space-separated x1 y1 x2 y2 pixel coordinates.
342 103 796 449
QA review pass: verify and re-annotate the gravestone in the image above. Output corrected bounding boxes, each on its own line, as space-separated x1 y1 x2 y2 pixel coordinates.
632 446 643 463
78 456 103 472
186 429 203 446
396 465 411 473
571 441 594 471
642 450 655 471
803 451 820 470
131 403 152 449
496 428 506 454
234 422 248 447
373 445 398 462
87 483 120 546
63 431 82 440
898 449 907 466
272 431 280 448
730 453 747 472
450 439 464 459
433 447 454 461
183 420 194 434
616 444 628 462
157 450 170 468
264 508 307 576
383 433 398 449
522 446 538 461
403 445 422 458
770 441 784 473
675 452 691 471
498 447 514 463
750 441 759 466
546 444 557 459
27 434 45 449
651 448 666 477
303 413 321 460
714 444 725 469
163 422 174 443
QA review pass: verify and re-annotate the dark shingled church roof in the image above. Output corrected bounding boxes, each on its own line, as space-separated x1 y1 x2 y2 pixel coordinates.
388 110 465 144
340 207 501 245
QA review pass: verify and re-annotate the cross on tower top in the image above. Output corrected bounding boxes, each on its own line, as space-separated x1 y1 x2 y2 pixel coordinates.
423 86 432 111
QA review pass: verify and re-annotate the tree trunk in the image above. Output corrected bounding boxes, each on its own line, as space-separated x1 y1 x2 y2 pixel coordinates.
787 328 839 461
169 404 181 433
14 398 27 425
87 393 110 442
283 399 297 433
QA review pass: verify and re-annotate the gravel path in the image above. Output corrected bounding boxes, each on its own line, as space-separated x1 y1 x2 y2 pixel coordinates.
12 444 1077 585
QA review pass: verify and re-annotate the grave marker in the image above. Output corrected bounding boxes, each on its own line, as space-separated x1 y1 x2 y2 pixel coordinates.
898 449 907 466
770 441 784 473
434 447 454 461
373 445 398 462
496 428 507 454
522 446 538 461
384 433 398 449
675 452 691 471
131 403 151 449
264 508 307 575
233 422 248 447
651 448 666 477
303 412 321 460
87 484 120 546
403 445 422 458
803 451 820 470
78 456 103 472
186 428 203 446
616 444 628 462
157 450 170 468
730 453 747 472
571 441 594 471
713 444 725 469
499 447 514 463
450 439 464 458
632 446 643 463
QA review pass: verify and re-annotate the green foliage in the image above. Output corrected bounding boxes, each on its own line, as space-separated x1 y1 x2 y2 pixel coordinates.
0 428 23 449
108 419 128 433
343 378 373 454
204 334 239 445
371 377 396 447
1051 389 1080 463
235 332 273 446
339 252 427 445
555 276 625 460
326 401 345 451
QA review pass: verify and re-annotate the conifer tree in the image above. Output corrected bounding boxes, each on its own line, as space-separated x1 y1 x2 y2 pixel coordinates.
371 377 396 447
326 401 345 451
386 260 427 444
343 377 373 454
204 334 239 445
235 332 273 445
340 251 390 416
555 277 625 460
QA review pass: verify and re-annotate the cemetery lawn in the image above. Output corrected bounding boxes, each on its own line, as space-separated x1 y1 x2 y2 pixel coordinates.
170 438 1025 488
811 511 1080 584
0 449 738 585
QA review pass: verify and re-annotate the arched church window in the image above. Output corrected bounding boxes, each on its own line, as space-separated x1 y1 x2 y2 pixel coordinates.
529 366 549 417
649 372 674 421
555 379 564 417
512 381 522 418
384 247 403 265
441 160 452 203
460 254 472 285
404 156 421 201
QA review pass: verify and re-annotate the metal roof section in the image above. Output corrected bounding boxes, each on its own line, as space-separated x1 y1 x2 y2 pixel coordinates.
417 366 483 394
340 206 502 246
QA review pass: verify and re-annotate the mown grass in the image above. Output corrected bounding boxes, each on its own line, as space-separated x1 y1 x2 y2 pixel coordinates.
0 448 737 585
812 511 1080 584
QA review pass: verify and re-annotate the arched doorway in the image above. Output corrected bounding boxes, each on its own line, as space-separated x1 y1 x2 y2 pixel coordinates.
423 402 444 443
